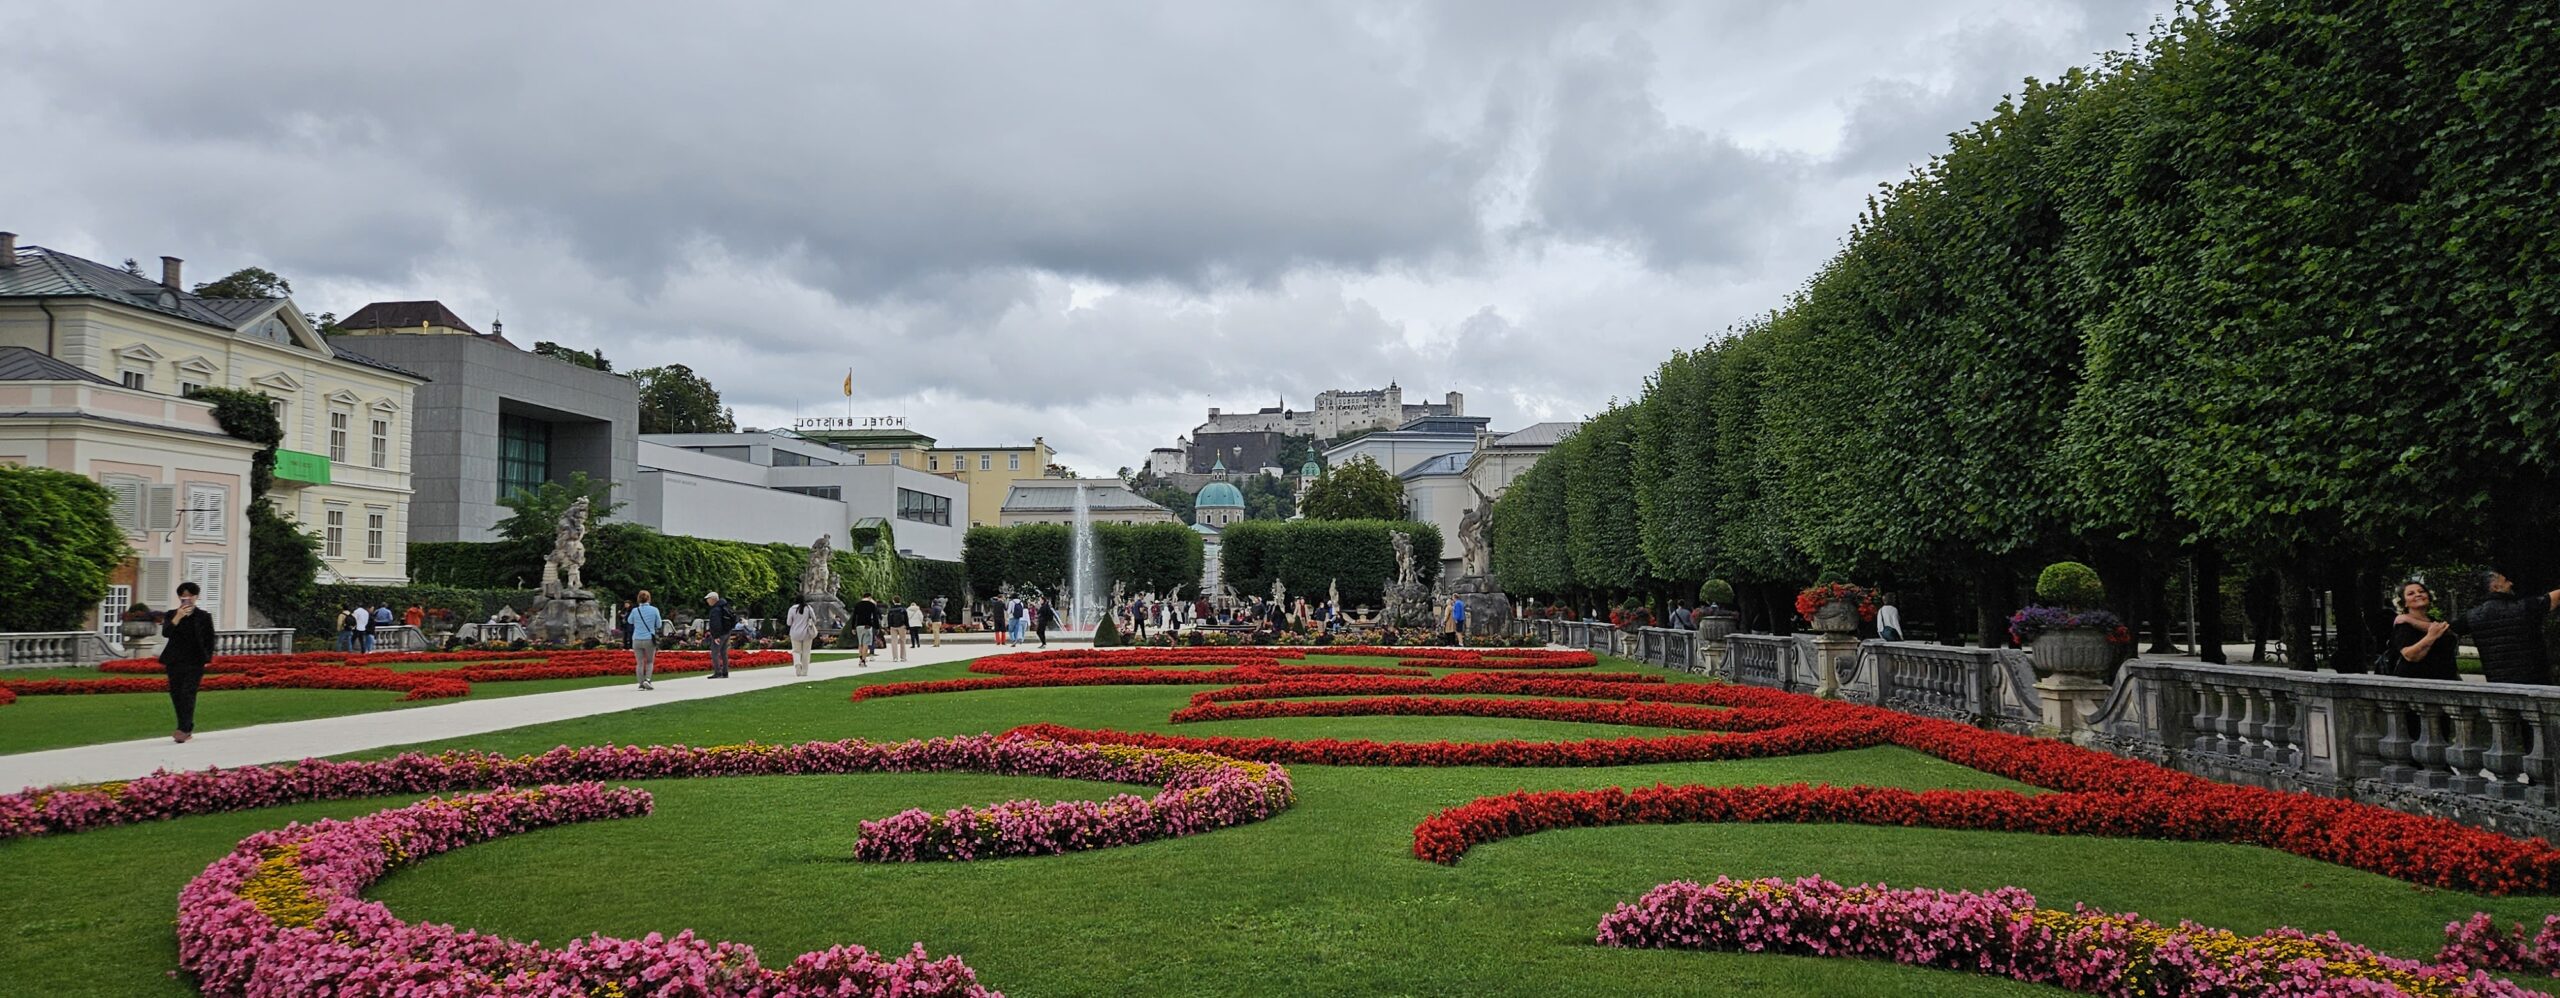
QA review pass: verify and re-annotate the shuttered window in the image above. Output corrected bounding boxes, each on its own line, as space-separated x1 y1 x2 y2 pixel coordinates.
186 484 226 540
103 476 146 532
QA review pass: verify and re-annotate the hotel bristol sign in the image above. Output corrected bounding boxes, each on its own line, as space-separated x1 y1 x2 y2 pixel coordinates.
795 416 908 431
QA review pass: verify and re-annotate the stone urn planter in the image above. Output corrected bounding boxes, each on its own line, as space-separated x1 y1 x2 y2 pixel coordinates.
1810 599 1862 635
2030 626 2114 679
1695 612 1738 641
119 612 164 659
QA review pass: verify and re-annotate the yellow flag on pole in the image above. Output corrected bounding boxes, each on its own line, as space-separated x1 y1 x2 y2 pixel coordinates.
842 369 853 397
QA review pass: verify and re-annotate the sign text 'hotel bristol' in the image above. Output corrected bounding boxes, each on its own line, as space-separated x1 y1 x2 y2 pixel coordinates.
794 416 909 431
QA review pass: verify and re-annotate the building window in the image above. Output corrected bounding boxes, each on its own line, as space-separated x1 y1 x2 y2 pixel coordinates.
1008 453 1020 471
267 397 288 436
979 454 991 471
365 510 386 561
498 413 552 501
183 555 224 615
890 452 902 467
185 484 227 541
324 507 346 558
328 408 351 462
854 453 867 466
98 584 131 640
775 485 841 500
103 475 147 533
120 370 147 391
180 380 204 397
928 455 940 471
896 488 951 526
369 417 390 468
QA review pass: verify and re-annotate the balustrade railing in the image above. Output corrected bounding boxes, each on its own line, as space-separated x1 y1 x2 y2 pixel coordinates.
0 631 117 668
1868 641 2041 733
1726 634 1795 691
1622 627 1701 672
2090 661 2560 839
213 628 294 657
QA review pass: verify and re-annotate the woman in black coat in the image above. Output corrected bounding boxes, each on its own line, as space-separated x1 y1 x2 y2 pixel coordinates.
2386 580 2461 681
159 580 218 742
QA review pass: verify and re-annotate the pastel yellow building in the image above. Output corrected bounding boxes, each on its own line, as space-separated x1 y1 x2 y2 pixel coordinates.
790 419 1055 529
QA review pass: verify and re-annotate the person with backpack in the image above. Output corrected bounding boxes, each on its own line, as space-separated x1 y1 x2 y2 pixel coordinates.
885 598 910 663
851 592 882 667
930 596 947 647
1009 596 1028 645
703 592 736 678
334 606 356 651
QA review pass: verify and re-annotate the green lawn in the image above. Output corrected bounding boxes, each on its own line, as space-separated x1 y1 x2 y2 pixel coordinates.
0 653 856 755
1 655 2553 996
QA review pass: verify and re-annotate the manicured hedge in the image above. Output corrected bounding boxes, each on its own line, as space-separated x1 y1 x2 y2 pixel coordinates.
1219 520 1440 607
406 526 927 622
964 523 1203 598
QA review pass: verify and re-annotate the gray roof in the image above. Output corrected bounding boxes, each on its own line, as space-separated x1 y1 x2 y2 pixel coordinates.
1488 421 1580 449
0 345 116 385
0 246 427 382
1398 451 1470 480
0 246 286 330
1001 481 1170 513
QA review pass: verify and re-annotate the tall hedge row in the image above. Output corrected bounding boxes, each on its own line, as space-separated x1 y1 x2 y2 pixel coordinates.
1218 520 1440 607
1487 0 2560 667
962 523 1204 598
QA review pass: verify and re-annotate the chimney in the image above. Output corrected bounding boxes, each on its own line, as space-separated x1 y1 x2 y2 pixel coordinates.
161 256 183 290
0 232 16 267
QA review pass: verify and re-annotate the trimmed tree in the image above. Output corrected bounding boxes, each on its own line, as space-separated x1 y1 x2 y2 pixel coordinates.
1300 455 1404 521
0 465 130 631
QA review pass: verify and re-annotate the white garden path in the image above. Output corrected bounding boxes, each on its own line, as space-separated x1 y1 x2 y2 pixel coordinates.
1 638 1086 792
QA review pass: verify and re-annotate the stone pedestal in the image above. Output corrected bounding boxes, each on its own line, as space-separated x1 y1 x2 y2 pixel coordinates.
2036 674 2109 736
1448 575 1512 638
1811 634 1860 700
1700 639 1728 678
801 595 849 638
525 588 609 645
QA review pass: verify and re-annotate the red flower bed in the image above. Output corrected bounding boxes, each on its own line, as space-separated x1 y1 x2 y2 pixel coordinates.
0 668 470 701
1167 695 1781 733
1006 721 1885 768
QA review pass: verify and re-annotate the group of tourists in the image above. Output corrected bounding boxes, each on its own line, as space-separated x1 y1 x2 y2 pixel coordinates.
615 590 935 688
332 602 425 651
988 594 1059 647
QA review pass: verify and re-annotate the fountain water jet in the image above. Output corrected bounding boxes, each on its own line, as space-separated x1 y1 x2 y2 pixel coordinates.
1069 482 1103 632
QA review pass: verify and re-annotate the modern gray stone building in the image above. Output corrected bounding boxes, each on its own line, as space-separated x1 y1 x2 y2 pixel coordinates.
331 301 636 542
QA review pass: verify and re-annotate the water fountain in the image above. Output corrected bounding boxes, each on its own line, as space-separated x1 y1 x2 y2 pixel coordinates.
1069 482 1103 633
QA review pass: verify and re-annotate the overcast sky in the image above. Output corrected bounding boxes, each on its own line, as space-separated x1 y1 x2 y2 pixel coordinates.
1 0 2170 473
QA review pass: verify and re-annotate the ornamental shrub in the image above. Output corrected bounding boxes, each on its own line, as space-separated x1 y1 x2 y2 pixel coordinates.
1092 612 1123 648
2034 561 2106 609
1220 519 1441 606
0 465 129 631
1698 579 1735 608
964 523 1202 598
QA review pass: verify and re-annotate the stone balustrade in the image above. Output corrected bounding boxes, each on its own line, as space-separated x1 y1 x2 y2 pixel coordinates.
1865 641 2042 733
2089 660 2560 840
1623 627 1703 673
212 628 294 657
0 631 118 669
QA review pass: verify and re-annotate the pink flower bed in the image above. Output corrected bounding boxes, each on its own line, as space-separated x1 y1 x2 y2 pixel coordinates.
1597 875 2531 997
2440 913 2560 979
852 742 1294 861
1 734 1293 848
178 783 999 997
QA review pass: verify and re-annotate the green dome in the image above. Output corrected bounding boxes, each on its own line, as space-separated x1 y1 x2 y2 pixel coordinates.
1197 481 1245 508
1301 460 1320 477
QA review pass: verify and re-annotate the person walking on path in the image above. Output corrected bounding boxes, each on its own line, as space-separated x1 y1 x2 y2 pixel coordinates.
2464 568 2560 685
852 593 882 667
930 596 946 647
627 591 665 689
350 601 373 653
1035 598 1056 647
159 580 217 743
989 597 1008 646
2387 581 2461 681
885 598 911 662
906 600 924 649
403 604 424 629
1009 596 1029 645
1446 596 1468 645
371 604 394 649
703 592 737 678
334 606 355 651
786 600 818 676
